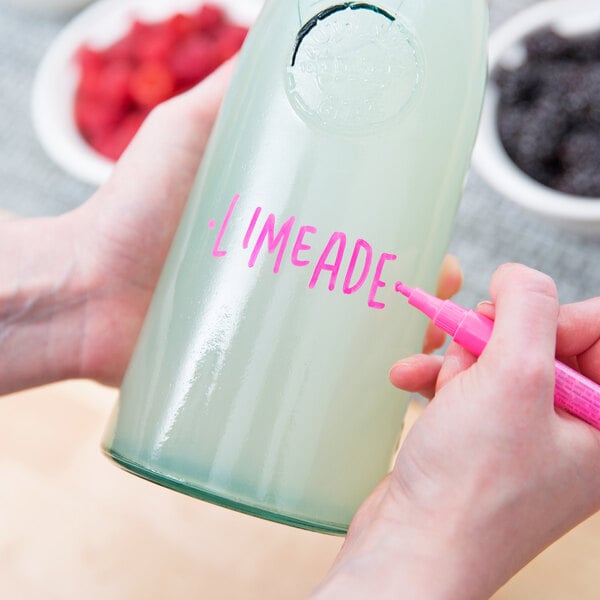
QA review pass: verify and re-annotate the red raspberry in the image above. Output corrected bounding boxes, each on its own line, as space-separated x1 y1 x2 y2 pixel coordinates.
128 19 154 44
74 97 124 138
170 35 222 85
103 28 136 63
132 23 177 64
76 64 104 101
75 45 104 71
101 60 132 106
90 110 148 160
194 4 224 32
76 59 131 108
167 13 195 37
216 23 248 61
129 62 176 108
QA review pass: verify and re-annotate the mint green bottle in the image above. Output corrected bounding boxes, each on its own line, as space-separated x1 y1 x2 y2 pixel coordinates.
103 0 488 535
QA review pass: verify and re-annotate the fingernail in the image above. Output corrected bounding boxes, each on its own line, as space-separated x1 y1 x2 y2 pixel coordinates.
476 301 495 321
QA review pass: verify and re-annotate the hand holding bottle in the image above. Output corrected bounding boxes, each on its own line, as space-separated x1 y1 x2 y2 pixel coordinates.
0 59 236 395
0 56 460 393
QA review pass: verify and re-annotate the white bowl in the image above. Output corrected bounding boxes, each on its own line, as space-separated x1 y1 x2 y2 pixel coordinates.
1 0 93 14
472 0 600 237
32 0 263 187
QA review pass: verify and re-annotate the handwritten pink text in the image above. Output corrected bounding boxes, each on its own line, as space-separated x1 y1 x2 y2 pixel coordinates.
209 194 399 310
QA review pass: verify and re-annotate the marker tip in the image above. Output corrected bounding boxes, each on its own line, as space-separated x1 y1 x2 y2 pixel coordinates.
395 281 412 298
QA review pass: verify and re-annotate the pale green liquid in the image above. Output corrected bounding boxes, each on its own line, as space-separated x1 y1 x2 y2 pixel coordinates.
104 0 488 534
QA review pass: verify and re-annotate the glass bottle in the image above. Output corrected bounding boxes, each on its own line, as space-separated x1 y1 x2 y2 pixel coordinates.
103 0 488 535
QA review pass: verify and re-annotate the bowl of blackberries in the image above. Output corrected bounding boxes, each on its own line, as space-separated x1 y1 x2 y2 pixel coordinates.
473 0 600 236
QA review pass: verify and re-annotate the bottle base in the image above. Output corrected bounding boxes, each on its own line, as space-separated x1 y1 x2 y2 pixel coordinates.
103 446 349 537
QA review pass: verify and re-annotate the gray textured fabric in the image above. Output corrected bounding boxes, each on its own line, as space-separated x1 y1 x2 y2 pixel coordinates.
0 0 598 306
0 4 95 215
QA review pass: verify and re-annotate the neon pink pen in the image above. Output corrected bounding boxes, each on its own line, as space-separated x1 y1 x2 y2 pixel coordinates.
395 282 600 431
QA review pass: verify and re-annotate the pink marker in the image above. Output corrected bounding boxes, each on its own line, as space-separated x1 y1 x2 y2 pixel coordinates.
395 282 600 431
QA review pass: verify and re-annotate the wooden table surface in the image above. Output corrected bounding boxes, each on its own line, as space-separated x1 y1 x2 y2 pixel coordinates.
1 380 599 599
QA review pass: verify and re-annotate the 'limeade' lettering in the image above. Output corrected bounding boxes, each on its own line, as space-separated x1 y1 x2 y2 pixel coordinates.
309 232 346 291
248 213 296 274
208 194 400 310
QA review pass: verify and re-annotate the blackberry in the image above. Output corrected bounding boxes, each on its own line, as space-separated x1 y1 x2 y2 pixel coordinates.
525 27 570 61
517 96 568 163
554 167 600 197
559 129 600 170
494 63 541 105
578 63 600 125
563 30 600 62
494 24 600 198
496 105 526 154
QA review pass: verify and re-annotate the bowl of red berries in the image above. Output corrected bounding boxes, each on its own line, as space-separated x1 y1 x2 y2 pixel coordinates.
32 0 262 185
473 0 600 237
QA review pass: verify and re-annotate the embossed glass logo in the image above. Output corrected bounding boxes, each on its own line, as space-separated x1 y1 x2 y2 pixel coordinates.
286 3 423 135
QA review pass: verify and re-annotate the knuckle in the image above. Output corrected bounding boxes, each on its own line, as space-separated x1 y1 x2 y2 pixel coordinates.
524 270 558 302
145 99 173 124
509 353 554 388
145 95 186 128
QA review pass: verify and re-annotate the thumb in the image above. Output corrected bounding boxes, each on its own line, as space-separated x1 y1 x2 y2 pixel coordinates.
481 263 559 408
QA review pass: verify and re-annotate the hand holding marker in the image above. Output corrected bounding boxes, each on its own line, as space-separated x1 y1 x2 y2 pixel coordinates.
395 282 600 430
